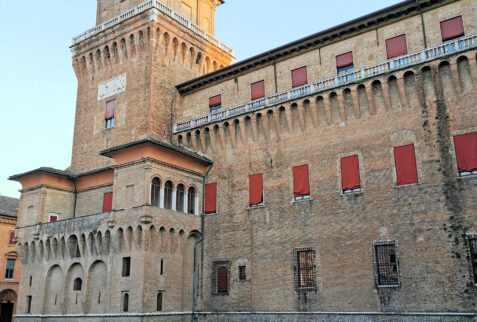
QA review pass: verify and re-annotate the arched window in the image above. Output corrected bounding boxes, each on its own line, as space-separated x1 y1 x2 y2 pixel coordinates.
157 292 163 311
164 181 173 209
73 278 82 291
122 293 129 312
151 178 161 207
187 187 196 214
217 266 228 293
176 184 185 212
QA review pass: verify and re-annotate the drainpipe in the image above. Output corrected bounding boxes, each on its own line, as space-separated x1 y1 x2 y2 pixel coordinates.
72 177 78 218
170 88 177 143
192 164 212 322
417 0 428 48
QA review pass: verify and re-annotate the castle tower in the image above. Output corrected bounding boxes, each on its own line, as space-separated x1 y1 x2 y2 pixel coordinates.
71 0 233 173
10 0 232 316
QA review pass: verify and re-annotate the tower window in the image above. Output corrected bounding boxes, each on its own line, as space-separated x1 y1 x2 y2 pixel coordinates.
160 258 164 275
249 174 263 207
5 259 14 279
205 183 217 214
122 292 129 312
295 248 315 289
187 187 196 214
394 144 418 186
176 184 185 212
164 181 173 210
209 95 222 120
238 266 246 282
157 292 163 311
374 241 400 287
103 192 113 213
122 257 131 277
336 52 354 75
151 177 161 207
49 213 58 222
73 278 82 291
105 99 116 129
26 296 32 313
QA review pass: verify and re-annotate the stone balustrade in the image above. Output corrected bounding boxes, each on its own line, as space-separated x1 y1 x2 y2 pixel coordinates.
174 33 477 133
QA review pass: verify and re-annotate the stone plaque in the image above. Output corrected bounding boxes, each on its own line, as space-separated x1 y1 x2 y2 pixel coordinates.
97 73 127 101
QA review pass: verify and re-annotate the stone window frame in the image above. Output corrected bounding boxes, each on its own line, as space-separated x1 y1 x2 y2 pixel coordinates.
211 260 230 296
372 240 401 288
293 247 317 291
465 233 477 286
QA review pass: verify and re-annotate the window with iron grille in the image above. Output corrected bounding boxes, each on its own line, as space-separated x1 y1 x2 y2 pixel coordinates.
238 266 246 281
294 248 315 290
373 241 400 287
468 236 477 284
211 261 229 295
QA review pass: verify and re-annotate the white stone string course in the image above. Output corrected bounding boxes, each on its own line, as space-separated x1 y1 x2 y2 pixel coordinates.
72 0 234 56
173 33 477 133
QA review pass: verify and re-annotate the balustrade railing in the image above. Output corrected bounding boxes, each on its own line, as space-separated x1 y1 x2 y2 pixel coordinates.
174 33 477 133
72 0 233 56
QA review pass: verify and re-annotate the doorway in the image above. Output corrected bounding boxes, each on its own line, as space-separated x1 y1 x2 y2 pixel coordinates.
0 302 13 322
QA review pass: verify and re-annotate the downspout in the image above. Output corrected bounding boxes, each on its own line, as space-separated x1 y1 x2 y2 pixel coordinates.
170 88 177 143
72 177 78 218
417 0 428 48
192 163 213 322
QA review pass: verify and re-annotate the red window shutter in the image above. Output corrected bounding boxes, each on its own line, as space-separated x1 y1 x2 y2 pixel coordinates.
209 95 221 107
293 165 310 197
205 183 217 214
454 132 477 172
105 100 115 119
394 144 418 186
217 266 228 292
9 231 14 244
249 174 263 206
103 192 113 213
50 215 58 222
291 67 307 87
341 155 361 191
440 16 464 41
251 80 265 100
336 52 353 68
386 35 407 59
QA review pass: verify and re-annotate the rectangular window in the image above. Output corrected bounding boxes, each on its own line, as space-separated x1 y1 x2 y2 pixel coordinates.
293 165 310 200
394 144 418 186
8 231 14 245
238 266 246 281
468 236 477 284
251 80 265 100
49 213 58 222
295 249 314 289
103 192 113 213
374 242 400 287
441 16 464 41
249 174 263 206
209 95 222 119
205 183 217 214
122 257 131 277
105 99 116 129
340 155 361 193
122 292 129 312
386 35 407 59
453 132 477 176
291 66 307 87
5 259 14 279
336 52 354 74
26 296 32 313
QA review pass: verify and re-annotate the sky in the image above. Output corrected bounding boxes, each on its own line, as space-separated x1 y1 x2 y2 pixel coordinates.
0 0 402 198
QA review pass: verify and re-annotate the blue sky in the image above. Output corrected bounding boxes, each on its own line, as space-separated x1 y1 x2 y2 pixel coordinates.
0 0 401 198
